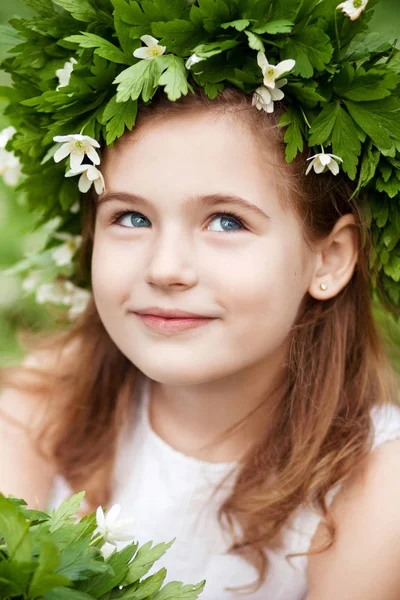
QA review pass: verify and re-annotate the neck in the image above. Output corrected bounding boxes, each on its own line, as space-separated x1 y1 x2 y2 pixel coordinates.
147 345 288 464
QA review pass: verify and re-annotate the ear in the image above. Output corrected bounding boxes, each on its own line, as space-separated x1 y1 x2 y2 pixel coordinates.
308 214 359 301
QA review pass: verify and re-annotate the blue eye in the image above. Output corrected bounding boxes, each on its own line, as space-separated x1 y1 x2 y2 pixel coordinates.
111 211 246 232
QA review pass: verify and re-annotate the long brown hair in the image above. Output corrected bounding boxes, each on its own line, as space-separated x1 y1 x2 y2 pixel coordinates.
1 85 399 594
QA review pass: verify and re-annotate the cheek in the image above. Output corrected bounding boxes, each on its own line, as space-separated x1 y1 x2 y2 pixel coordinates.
91 233 131 306
223 237 307 337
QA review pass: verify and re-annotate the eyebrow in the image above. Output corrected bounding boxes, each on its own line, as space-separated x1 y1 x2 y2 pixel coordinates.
97 191 270 221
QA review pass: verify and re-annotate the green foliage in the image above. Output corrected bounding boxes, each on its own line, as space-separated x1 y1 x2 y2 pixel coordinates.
0 492 206 599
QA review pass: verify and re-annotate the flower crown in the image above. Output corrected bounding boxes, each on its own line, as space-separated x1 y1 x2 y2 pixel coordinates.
1 0 399 319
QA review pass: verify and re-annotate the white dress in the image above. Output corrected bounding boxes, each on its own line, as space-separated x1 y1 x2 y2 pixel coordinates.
47 375 400 599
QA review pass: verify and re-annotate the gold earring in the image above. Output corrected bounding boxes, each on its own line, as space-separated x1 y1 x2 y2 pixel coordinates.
320 282 328 291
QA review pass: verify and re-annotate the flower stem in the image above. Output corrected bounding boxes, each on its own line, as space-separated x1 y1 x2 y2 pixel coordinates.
334 9 341 53
89 533 104 547
300 106 311 129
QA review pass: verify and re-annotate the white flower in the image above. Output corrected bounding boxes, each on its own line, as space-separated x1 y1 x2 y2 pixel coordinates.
0 149 22 187
305 152 343 175
51 233 82 266
56 57 77 91
65 164 105 194
67 286 91 320
185 53 204 69
94 504 136 549
70 200 80 214
22 271 42 293
133 35 166 60
252 79 287 113
36 281 66 304
0 126 16 148
257 52 296 90
35 279 91 319
336 0 368 20
53 134 101 170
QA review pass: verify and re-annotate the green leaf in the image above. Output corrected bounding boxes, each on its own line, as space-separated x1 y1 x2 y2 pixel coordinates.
279 107 304 162
111 0 188 38
342 31 395 62
285 82 326 108
64 33 131 65
48 492 86 533
334 67 400 102
331 105 361 180
52 0 97 22
102 95 138 144
190 0 231 35
192 39 240 58
356 140 380 190
203 81 224 99
80 543 138 596
150 579 207 600
221 19 251 31
151 20 205 55
345 98 400 152
281 28 333 78
158 54 190 101
123 568 167 599
55 540 110 579
269 0 303 21
377 175 400 198
0 494 32 563
114 58 163 103
44 587 95 600
29 538 71 597
0 25 22 60
244 31 264 51
0 562 30 597
252 20 294 35
123 539 175 585
308 102 340 146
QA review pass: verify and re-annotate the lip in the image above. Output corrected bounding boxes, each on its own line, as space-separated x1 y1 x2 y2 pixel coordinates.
134 313 214 334
134 307 211 318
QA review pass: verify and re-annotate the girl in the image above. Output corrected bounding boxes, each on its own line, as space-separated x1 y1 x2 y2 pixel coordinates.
1 86 400 599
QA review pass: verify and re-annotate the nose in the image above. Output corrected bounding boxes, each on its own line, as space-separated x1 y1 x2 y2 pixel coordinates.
145 227 198 289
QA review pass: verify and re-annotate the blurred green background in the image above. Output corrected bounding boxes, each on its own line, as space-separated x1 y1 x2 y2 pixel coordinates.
1 0 400 371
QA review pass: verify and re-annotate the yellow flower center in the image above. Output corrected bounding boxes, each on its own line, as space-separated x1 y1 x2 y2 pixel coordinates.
267 68 275 76
353 0 362 6
151 47 160 56
75 141 83 148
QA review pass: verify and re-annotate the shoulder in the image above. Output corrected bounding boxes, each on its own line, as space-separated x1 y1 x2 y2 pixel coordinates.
306 437 400 600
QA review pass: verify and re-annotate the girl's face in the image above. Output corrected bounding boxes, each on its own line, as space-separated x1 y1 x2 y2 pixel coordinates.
92 113 317 385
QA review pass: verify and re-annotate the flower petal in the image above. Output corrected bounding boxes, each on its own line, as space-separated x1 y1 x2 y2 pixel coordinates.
70 152 84 170
329 154 343 162
96 506 106 531
94 174 105 195
82 135 100 148
53 135 72 143
328 160 340 175
319 154 331 166
105 504 121 527
133 47 151 60
86 146 101 165
54 143 71 163
257 51 268 71
314 160 326 174
78 173 92 193
305 160 315 175
275 59 296 78
141 35 159 46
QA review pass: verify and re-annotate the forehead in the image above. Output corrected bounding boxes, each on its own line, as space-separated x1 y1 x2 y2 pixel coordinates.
102 112 286 215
